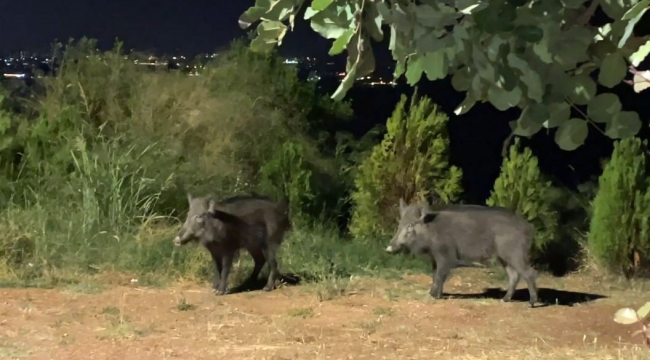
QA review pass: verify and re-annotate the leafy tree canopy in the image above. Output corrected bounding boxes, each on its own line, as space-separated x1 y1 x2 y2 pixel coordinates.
239 0 650 151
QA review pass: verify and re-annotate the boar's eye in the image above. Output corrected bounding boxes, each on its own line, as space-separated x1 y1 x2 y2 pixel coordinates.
406 224 413 231
193 215 204 224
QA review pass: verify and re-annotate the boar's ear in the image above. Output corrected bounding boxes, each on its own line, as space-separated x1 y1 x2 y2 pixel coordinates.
208 199 217 214
420 211 438 224
187 193 193 203
210 209 241 224
399 198 407 215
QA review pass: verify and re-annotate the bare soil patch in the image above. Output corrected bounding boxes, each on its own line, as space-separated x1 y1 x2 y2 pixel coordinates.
0 269 649 360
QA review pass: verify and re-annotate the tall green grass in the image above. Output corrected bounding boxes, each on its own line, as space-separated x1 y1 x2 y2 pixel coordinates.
0 38 429 289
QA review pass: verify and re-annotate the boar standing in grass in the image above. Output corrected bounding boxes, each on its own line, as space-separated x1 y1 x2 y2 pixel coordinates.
385 199 539 307
174 193 291 295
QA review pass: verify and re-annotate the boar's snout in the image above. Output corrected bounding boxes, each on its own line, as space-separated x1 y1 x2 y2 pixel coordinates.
385 234 404 254
385 245 399 254
173 236 182 247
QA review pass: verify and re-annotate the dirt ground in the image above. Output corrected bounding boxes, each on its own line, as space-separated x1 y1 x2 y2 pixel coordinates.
1 269 650 360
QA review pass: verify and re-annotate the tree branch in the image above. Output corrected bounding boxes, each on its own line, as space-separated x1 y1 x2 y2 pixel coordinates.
575 0 600 26
501 132 514 158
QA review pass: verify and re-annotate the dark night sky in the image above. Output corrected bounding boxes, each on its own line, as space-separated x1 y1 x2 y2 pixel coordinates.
0 0 332 56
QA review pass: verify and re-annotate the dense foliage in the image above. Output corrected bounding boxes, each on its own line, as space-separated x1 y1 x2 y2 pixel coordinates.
240 0 650 151
349 93 463 240
0 38 432 285
588 137 650 277
486 138 559 263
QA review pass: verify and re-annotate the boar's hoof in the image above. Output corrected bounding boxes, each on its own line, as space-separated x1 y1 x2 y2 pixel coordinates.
385 245 395 253
263 285 274 292
214 288 228 296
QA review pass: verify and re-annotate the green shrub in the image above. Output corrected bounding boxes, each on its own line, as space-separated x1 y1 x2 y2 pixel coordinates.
349 93 463 240
486 138 559 263
588 137 650 277
0 37 366 284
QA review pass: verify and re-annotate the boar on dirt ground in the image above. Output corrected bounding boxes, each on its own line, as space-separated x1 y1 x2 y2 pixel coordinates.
174 193 291 295
385 199 539 307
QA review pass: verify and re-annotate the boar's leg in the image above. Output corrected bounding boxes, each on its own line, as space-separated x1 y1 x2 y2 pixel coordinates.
520 267 538 307
244 247 266 286
262 243 280 292
215 251 235 296
507 257 539 307
499 258 520 302
208 249 223 291
429 255 451 299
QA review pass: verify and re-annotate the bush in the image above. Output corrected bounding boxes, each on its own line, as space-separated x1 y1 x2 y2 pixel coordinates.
588 137 650 278
349 93 463 240
486 138 559 263
0 37 381 284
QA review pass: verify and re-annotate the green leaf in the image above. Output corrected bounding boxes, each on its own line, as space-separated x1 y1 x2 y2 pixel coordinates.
514 25 544 43
486 35 507 62
304 6 318 19
422 51 448 81
451 67 472 92
239 6 268 29
622 0 650 21
488 86 522 111
614 307 640 325
605 111 642 139
474 3 516 34
568 74 597 105
511 105 543 137
458 2 488 15
543 102 571 128
507 54 544 102
311 0 335 11
551 26 593 66
332 63 358 101
331 32 374 101
629 39 650 67
310 5 355 39
405 55 424 85
561 0 587 8
554 118 588 151
364 2 384 42
265 0 299 21
587 93 622 123
618 6 649 48
454 93 477 116
637 302 650 319
329 29 355 55
599 52 628 88
249 20 289 53
474 44 495 82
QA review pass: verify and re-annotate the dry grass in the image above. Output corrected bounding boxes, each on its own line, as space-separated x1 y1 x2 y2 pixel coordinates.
0 270 648 359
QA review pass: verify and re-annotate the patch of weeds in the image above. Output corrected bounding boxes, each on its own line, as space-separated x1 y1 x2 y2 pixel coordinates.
373 306 394 317
0 344 28 359
287 307 315 319
176 296 196 311
134 273 172 288
65 281 106 294
314 276 350 302
100 306 121 316
354 318 382 336
51 310 85 327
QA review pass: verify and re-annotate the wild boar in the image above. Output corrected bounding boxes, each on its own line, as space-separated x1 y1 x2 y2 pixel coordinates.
385 199 539 307
174 193 290 295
